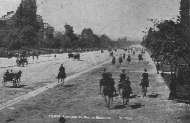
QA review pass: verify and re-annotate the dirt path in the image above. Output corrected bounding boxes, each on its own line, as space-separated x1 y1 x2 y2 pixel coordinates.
0 51 116 104
0 48 190 123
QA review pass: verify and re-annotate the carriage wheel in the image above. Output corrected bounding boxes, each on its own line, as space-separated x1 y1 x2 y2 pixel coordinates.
13 80 17 87
2 79 6 87
17 79 21 86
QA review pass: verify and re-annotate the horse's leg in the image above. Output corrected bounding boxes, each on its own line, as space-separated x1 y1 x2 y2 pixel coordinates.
104 96 107 107
108 96 110 108
100 85 101 94
145 87 147 97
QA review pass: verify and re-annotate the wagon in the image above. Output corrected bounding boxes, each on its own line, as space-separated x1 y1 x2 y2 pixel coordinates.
2 71 22 87
16 57 28 67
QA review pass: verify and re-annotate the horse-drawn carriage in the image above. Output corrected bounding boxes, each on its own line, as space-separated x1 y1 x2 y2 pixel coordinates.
2 71 22 87
68 53 80 60
16 57 28 67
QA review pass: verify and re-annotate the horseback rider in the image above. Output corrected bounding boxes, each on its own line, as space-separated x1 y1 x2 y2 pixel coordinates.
141 69 149 89
59 64 65 73
123 53 125 59
122 76 132 94
112 56 116 65
120 69 126 82
119 55 123 64
138 53 143 62
101 70 117 95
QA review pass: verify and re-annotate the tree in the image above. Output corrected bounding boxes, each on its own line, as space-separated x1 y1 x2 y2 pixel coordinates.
64 24 78 49
14 0 40 32
20 26 38 52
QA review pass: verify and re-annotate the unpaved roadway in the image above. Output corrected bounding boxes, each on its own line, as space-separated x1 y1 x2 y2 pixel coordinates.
0 48 190 123
0 51 115 104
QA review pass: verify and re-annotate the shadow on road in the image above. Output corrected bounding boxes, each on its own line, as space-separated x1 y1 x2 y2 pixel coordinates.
112 104 126 109
130 95 138 99
64 84 73 88
129 103 145 109
147 93 159 98
5 85 27 88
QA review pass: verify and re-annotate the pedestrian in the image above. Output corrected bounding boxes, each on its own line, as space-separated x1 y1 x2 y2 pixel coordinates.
54 54 56 58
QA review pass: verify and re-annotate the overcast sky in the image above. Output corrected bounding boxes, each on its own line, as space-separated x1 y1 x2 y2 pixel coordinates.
0 0 180 40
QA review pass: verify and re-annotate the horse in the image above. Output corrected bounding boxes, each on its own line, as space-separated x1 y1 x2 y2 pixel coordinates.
103 84 114 109
57 72 66 85
99 79 106 94
74 53 80 60
121 84 130 105
68 53 74 59
15 71 22 83
140 79 149 98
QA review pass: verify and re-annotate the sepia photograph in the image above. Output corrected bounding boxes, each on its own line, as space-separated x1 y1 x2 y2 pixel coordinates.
0 0 189 123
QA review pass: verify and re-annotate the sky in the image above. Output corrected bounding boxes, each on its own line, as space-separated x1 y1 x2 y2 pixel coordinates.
0 0 181 40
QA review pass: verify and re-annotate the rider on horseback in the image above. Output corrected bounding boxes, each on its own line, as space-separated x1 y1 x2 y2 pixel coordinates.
112 56 116 65
142 69 149 87
122 76 132 94
101 69 117 95
59 64 65 73
120 69 126 82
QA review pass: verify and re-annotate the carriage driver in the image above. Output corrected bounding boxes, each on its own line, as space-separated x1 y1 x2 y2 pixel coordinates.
59 64 65 73
4 70 9 77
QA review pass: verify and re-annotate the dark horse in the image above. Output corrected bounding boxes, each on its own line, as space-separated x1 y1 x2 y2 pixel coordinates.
140 79 149 98
57 72 66 85
68 53 74 59
121 84 130 105
74 53 80 61
102 78 115 109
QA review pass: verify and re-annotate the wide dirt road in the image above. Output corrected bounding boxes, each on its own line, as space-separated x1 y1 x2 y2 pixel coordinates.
0 51 114 104
0 48 190 123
